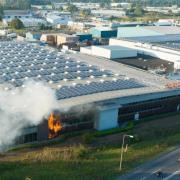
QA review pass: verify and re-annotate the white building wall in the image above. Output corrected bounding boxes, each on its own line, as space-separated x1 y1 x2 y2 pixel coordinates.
81 45 137 59
92 46 111 59
174 61 180 69
110 49 137 59
80 47 92 55
109 39 180 66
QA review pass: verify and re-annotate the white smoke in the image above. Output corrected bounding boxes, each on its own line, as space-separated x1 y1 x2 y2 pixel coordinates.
0 80 58 151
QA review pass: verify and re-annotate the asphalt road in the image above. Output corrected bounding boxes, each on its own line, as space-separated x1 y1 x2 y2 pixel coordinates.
117 147 180 180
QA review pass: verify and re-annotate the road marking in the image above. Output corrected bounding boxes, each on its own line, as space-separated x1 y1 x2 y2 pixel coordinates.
140 169 161 180
140 177 147 180
164 170 180 180
153 169 161 174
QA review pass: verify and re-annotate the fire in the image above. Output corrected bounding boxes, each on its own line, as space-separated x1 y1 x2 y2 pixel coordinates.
48 113 62 139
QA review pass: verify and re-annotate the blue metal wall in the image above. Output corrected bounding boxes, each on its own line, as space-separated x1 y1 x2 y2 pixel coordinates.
91 28 117 38
76 33 92 42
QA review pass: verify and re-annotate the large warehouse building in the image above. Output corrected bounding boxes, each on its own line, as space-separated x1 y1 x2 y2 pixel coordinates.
0 40 179 144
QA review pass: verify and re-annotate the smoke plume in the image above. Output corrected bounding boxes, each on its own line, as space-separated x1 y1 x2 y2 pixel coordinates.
0 80 58 151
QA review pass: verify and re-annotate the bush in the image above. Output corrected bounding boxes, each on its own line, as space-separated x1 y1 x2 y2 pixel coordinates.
72 144 89 159
9 18 24 29
82 133 95 144
131 134 141 143
125 121 134 130
93 121 134 138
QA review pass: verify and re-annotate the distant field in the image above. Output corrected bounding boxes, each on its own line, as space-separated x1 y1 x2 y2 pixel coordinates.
0 114 180 180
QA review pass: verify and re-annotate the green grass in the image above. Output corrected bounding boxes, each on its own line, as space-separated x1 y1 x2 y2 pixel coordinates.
0 132 180 180
1 114 180 180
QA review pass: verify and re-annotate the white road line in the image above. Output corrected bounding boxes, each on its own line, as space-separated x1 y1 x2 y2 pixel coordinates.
164 170 180 180
140 169 161 180
153 169 161 174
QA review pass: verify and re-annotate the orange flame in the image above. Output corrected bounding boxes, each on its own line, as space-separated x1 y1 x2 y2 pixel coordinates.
48 113 62 139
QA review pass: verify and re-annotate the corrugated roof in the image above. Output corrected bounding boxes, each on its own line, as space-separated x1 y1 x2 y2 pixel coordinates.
117 27 163 38
144 26 180 35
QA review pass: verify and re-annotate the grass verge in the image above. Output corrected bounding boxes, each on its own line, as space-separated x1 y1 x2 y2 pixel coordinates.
0 113 180 180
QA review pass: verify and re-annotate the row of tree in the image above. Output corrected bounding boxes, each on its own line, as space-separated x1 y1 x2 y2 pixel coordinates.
53 0 179 7
0 0 52 9
0 0 179 10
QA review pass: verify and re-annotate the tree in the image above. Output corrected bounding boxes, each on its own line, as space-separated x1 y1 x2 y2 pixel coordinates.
0 0 30 10
67 4 78 14
0 5 3 16
0 5 3 21
100 0 111 8
134 4 144 16
9 18 24 29
80 9 91 17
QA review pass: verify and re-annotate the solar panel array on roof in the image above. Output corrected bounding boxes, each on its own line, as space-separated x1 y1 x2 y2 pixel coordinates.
56 79 145 100
157 42 180 51
0 41 146 99
126 34 180 43
0 41 113 87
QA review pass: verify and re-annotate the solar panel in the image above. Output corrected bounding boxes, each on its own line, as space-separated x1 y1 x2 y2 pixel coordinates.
56 79 145 100
0 41 140 96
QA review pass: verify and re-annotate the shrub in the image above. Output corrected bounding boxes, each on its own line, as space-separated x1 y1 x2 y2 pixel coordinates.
82 133 95 144
72 144 89 159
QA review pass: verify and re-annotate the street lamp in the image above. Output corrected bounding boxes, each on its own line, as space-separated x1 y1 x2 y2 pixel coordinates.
119 134 134 171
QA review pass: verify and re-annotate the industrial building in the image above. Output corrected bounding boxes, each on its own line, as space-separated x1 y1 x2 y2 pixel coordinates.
56 33 79 46
80 45 137 59
109 38 180 70
91 9 126 18
117 26 180 38
3 10 32 19
26 32 42 42
2 10 47 28
90 27 117 39
46 12 71 26
40 33 79 46
76 33 92 42
0 40 179 144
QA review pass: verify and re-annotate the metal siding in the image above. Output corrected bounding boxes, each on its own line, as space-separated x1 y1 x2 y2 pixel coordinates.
91 28 117 38
95 108 118 130
77 34 92 42
101 30 117 38
117 27 163 38
91 28 101 38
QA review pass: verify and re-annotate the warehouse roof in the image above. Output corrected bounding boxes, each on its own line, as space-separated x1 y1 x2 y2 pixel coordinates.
124 34 180 43
143 26 180 35
117 26 163 38
0 41 178 107
156 41 180 51
91 27 115 31
4 10 31 16
118 26 180 39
